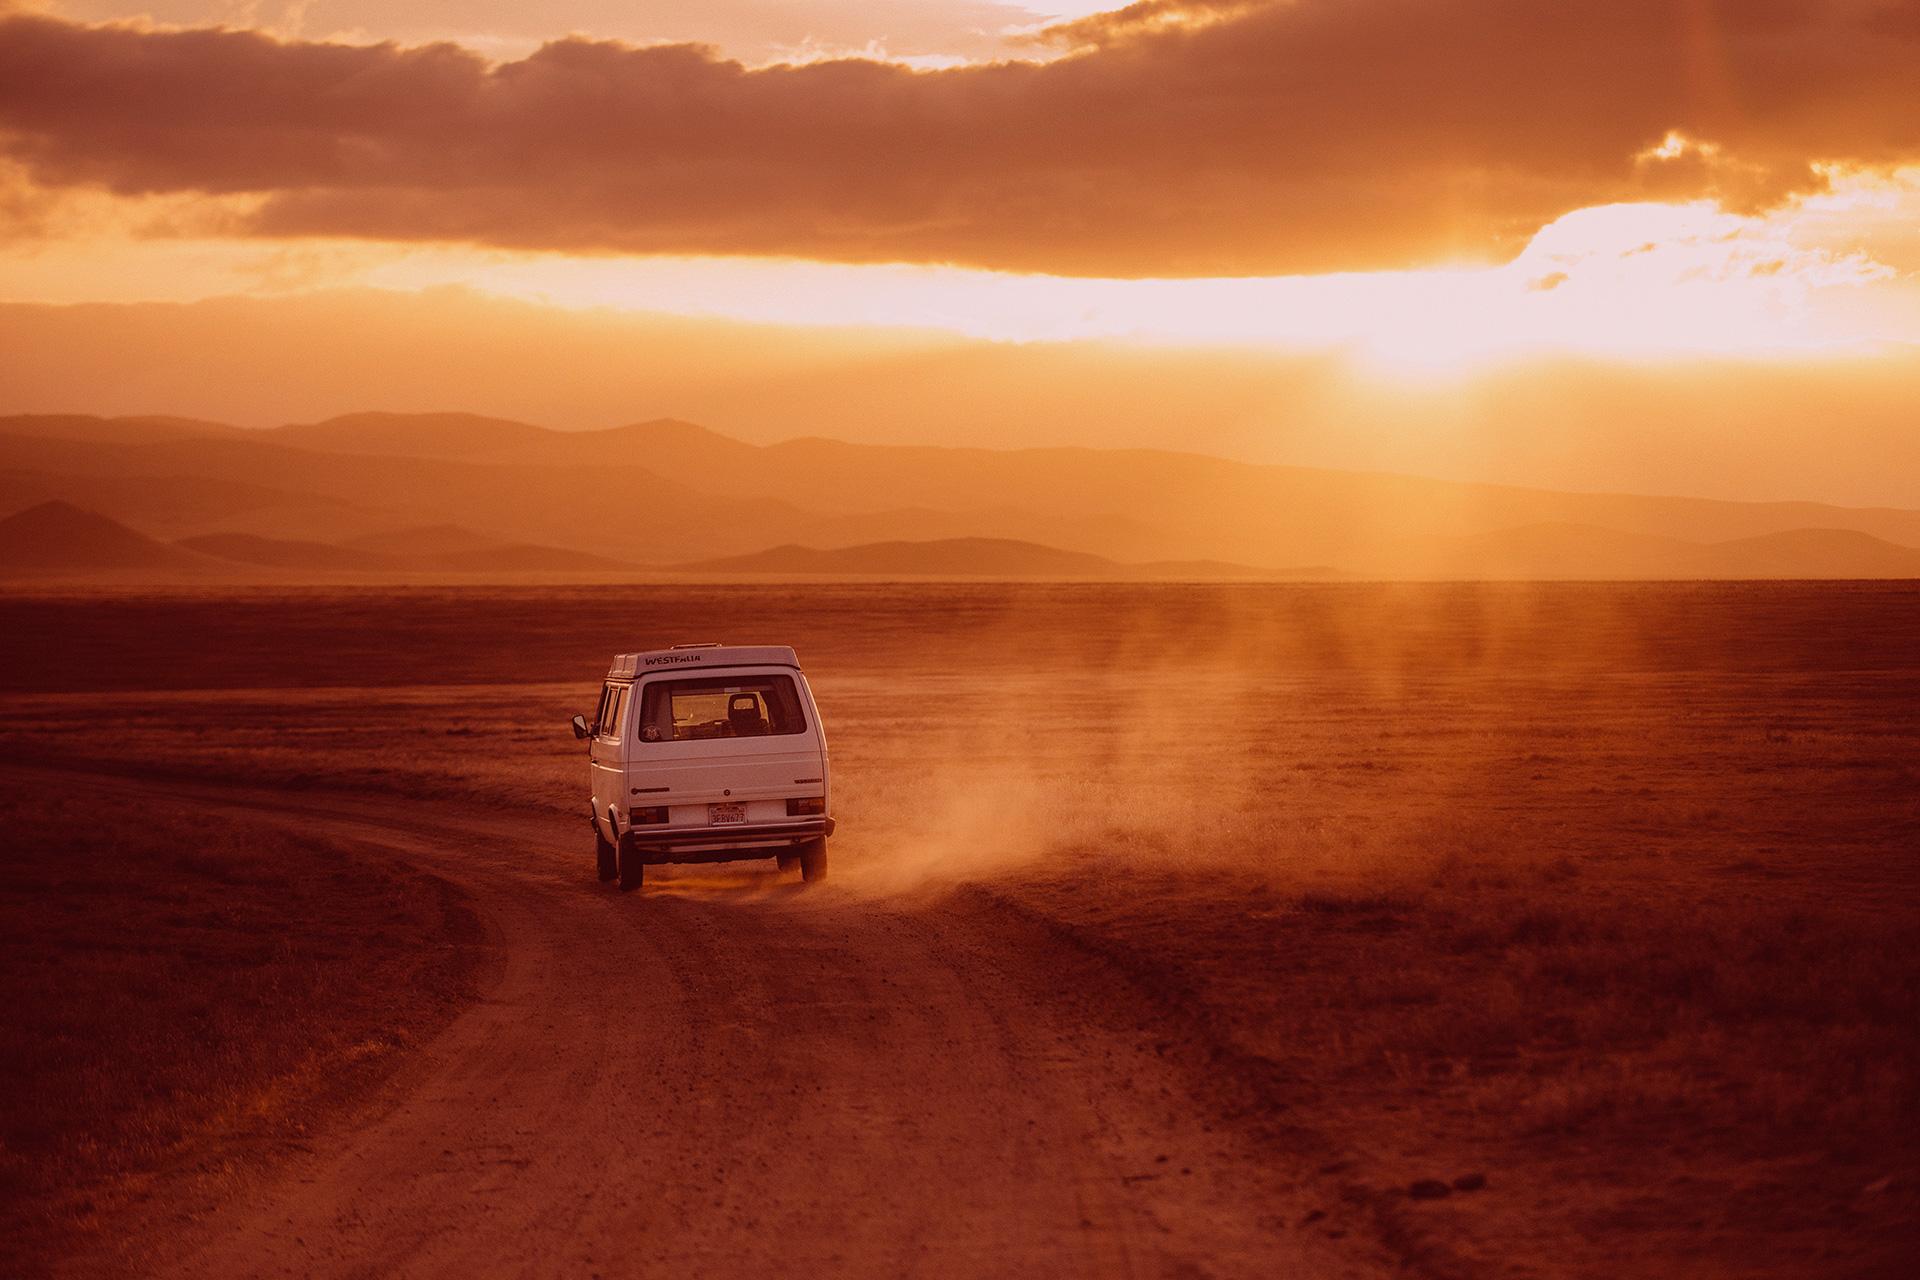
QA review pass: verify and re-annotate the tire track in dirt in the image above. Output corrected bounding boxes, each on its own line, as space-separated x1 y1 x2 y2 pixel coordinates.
18 766 1385 1279
966 886 1460 1280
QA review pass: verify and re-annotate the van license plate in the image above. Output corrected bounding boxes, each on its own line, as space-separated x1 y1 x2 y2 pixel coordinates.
707 803 747 825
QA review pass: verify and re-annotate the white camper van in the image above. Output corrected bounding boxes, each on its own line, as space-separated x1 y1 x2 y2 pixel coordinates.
571 644 833 891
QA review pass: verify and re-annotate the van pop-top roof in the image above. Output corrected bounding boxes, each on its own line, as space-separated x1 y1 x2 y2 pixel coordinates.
607 644 801 680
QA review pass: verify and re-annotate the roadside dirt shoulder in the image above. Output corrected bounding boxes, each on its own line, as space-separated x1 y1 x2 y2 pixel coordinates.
0 766 496 1279
990 863 1920 1280
10 765 1397 1279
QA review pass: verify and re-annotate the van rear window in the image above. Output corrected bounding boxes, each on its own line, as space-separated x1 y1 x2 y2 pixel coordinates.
636 675 806 742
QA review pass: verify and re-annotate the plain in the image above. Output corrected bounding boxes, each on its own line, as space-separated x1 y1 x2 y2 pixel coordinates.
0 581 1915 1278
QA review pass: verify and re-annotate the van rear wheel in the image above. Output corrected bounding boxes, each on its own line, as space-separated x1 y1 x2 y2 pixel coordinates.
798 837 828 883
595 824 619 882
617 835 646 892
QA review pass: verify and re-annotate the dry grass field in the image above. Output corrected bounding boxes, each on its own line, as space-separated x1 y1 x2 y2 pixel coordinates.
0 786 490 1275
0 582 1915 1277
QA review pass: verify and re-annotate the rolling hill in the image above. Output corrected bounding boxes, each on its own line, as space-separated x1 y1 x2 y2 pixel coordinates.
256 413 1920 555
177 532 396 571
178 531 637 574
2 412 1917 580
265 412 555 459
0 466 386 544
0 501 217 576
1697 528 1920 579
674 538 1243 578
428 545 636 572
344 525 508 557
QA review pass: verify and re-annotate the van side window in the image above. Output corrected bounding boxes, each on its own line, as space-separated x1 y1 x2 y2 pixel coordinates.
601 684 630 739
594 684 616 733
637 675 807 742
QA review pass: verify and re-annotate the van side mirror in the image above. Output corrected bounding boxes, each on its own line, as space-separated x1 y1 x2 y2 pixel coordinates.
571 714 591 741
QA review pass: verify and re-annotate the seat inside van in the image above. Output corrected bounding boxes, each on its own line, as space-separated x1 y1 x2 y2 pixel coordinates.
727 695 768 736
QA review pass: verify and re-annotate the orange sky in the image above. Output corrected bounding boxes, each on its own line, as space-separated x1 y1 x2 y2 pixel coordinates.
3 1 1919 504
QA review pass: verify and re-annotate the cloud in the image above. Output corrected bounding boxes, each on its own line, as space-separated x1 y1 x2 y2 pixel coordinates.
1 2 1918 276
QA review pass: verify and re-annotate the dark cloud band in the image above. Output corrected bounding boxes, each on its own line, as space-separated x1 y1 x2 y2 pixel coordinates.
1 2 1915 276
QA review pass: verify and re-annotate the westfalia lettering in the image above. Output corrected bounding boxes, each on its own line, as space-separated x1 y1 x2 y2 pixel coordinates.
644 654 706 666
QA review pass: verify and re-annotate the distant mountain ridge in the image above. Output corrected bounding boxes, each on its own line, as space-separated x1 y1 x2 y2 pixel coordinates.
0 504 639 579
178 533 394 571
175 530 636 574
0 500 215 575
238 414 1920 554
2 413 1917 581
675 538 1293 579
682 538 1119 577
345 524 507 557
266 412 555 458
1375 522 1920 580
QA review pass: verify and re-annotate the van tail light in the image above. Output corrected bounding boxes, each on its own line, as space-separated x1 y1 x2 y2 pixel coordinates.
787 797 826 816
632 806 669 825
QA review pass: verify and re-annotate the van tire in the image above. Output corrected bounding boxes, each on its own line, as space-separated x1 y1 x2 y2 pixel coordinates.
798 838 828 883
617 835 645 892
595 824 619 882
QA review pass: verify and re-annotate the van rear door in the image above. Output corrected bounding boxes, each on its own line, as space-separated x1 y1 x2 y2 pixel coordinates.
625 669 825 816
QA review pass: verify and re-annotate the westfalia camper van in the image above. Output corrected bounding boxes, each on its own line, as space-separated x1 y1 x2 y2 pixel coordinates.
571 644 833 891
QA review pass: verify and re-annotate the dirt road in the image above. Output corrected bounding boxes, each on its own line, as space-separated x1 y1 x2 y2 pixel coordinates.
47 772 1376 1280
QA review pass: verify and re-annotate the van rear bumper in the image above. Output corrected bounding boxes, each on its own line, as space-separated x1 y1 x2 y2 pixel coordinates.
623 816 834 855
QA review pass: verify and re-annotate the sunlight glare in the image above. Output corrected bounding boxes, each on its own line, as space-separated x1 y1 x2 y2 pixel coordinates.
2 169 1914 374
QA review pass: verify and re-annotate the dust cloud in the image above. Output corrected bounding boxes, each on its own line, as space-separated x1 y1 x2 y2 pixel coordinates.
816 665 1450 900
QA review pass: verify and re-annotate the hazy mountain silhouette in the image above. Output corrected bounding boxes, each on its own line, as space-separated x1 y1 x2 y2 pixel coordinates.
1697 528 1920 579
182 530 634 573
0 414 248 446
268 412 554 458
178 533 395 571
3 413 1917 580
678 538 1303 579
1372 523 1920 579
344 525 506 556
0 421 1164 564
683 538 1142 577
1 465 377 544
231 413 1920 555
0 501 215 575
8 291 1918 519
428 545 635 572
1141 559 1347 579
681 538 1109 576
